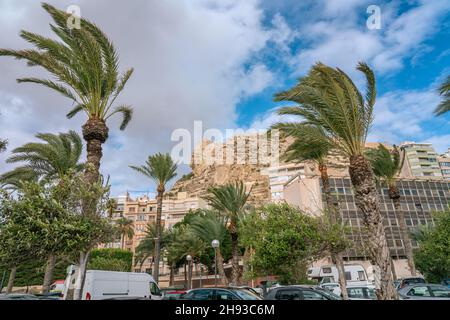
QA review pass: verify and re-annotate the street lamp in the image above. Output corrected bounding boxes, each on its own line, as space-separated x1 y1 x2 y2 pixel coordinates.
186 255 193 290
212 240 220 288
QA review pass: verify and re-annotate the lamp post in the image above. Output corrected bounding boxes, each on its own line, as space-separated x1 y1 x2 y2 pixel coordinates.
212 240 220 288
186 255 192 290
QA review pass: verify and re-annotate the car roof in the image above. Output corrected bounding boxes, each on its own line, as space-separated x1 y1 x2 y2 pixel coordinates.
398 283 448 293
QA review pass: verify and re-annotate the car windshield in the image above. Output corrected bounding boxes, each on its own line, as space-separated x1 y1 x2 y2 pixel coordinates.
232 289 263 300
404 278 425 285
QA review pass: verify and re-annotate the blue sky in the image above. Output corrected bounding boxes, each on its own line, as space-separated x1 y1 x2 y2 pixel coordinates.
0 0 449 196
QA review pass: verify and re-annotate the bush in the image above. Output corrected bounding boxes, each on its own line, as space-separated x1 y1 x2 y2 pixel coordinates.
88 249 133 272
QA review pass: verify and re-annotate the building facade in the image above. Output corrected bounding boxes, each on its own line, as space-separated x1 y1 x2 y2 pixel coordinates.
400 142 443 178
438 156 450 180
284 176 450 278
106 192 207 275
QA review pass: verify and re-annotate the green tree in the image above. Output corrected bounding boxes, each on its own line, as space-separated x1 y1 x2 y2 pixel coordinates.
106 198 118 219
271 124 349 298
245 203 345 285
0 140 6 153
412 210 450 283
202 181 251 285
190 211 231 285
435 75 450 116
274 62 397 299
0 131 83 293
115 218 135 250
366 144 416 276
130 153 177 282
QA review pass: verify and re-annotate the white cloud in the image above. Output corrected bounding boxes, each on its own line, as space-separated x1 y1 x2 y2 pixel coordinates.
0 0 292 195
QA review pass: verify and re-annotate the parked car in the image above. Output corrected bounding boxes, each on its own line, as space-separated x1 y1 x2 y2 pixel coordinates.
49 280 65 296
182 287 263 300
232 286 263 297
162 290 187 300
265 285 342 300
346 286 377 300
398 284 450 300
397 277 426 290
79 270 163 300
441 279 450 288
0 294 40 300
319 282 341 296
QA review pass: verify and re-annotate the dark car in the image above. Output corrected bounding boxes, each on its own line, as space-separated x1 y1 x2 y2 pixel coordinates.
398 284 450 300
265 285 342 300
397 277 426 290
0 294 40 300
182 287 263 301
163 290 187 300
441 279 450 288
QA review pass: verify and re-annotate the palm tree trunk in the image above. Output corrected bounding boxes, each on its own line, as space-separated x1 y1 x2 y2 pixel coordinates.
121 234 125 250
230 222 240 286
82 118 108 185
74 251 90 300
42 254 56 294
169 264 175 287
388 184 416 276
6 267 17 293
349 155 397 300
153 188 164 283
319 163 349 300
216 249 229 286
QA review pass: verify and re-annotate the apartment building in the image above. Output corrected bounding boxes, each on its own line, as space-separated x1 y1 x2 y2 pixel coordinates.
438 148 450 180
400 142 443 179
284 175 450 278
106 192 206 274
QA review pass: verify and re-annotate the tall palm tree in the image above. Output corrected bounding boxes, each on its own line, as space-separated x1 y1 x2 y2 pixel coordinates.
0 3 133 186
435 75 450 116
202 181 251 286
130 153 177 282
366 144 416 276
274 62 397 299
190 212 230 285
271 124 349 299
0 139 6 153
0 131 83 294
116 218 135 250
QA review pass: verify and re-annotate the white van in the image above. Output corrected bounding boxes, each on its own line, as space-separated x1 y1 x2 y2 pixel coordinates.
82 271 163 300
62 266 163 300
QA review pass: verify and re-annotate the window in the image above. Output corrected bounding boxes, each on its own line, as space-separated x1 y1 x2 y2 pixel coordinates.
275 289 302 300
150 282 161 296
302 290 327 300
322 267 332 274
358 271 366 281
345 272 352 281
407 286 431 297
188 289 214 300
429 286 450 298
216 290 237 301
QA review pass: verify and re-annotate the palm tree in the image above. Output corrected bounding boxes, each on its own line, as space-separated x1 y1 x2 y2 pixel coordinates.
202 181 251 286
173 227 206 289
0 3 133 186
435 75 450 115
0 139 6 153
130 153 177 282
190 212 230 285
0 131 83 294
106 198 118 219
366 144 416 276
116 218 135 250
1 131 83 186
274 62 397 299
271 124 349 299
